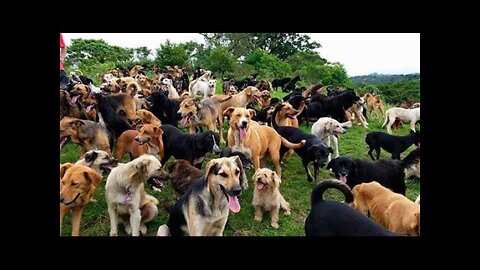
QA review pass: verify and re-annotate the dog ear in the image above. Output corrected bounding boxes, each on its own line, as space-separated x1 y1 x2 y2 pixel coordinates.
328 147 334 154
244 87 252 96
135 159 149 174
223 107 236 116
229 155 248 189
84 169 102 187
71 120 85 127
60 163 74 179
136 123 144 131
153 126 163 136
248 109 256 117
271 171 281 185
326 159 335 170
204 159 220 179
84 150 98 162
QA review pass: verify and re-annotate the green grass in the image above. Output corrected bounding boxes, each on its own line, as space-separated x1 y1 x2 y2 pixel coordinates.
60 88 420 236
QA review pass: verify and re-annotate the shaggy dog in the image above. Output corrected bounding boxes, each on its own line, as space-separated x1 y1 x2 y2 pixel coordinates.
251 168 291 229
311 117 352 162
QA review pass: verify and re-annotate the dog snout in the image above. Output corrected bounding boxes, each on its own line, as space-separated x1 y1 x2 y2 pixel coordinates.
134 136 141 142
177 111 183 118
230 187 242 196
340 171 348 176
241 121 248 128
60 195 64 203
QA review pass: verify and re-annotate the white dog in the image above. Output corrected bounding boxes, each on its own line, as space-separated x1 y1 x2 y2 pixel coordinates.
162 78 179 98
105 155 162 236
311 117 352 162
382 107 420 134
189 71 214 100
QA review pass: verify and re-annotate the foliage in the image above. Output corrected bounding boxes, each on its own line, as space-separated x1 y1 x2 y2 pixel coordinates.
243 49 292 79
155 40 189 68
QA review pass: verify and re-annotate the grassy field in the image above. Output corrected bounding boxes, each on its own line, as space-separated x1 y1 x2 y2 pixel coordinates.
60 89 420 236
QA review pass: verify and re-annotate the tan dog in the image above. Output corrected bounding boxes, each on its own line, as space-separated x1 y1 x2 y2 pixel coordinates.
178 97 225 143
226 85 238 96
352 181 420 236
60 163 102 236
136 109 162 126
273 102 299 128
137 74 151 89
101 81 121 93
251 168 291 229
105 155 162 236
123 81 141 97
223 107 305 177
129 65 144 77
363 93 385 120
116 124 165 162
212 86 263 114
345 98 369 128
60 117 111 156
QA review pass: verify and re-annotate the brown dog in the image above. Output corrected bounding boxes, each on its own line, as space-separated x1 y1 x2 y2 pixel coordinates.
273 102 299 128
116 124 165 162
213 86 263 114
251 168 291 229
223 107 305 177
352 181 420 236
161 159 204 198
363 93 385 120
136 109 162 126
60 117 111 156
60 163 102 236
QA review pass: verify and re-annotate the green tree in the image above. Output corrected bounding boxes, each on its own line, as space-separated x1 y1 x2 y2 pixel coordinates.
155 40 189 68
286 51 327 73
131 46 151 62
203 47 236 77
65 38 133 67
244 49 292 79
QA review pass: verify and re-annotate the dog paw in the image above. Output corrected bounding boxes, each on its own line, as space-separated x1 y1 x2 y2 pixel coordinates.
140 224 147 235
271 223 279 229
254 216 262 222
90 198 97 203
125 225 132 235
284 210 291 216
110 231 118 236
152 187 162 192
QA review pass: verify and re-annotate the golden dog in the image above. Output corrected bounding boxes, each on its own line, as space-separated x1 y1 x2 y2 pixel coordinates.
136 109 162 127
116 124 165 162
251 168 291 229
60 163 102 236
363 93 385 120
352 181 420 236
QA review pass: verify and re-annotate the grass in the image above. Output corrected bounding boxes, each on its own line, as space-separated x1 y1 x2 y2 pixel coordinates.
60 88 420 236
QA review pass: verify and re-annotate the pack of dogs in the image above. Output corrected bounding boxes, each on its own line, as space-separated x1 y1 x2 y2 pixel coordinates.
60 65 420 237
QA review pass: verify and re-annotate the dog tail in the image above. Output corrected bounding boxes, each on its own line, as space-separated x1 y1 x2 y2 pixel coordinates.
218 95 233 103
281 137 306 149
401 147 420 168
145 194 159 205
340 121 352 128
311 179 353 206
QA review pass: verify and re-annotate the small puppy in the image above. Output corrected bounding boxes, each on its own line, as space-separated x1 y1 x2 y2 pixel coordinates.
251 168 291 229
352 181 420 236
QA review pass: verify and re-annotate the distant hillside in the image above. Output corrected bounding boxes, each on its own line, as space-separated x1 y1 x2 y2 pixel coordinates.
350 73 420 85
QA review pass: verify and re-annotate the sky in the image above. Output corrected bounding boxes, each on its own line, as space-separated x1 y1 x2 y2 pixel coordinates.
62 33 419 77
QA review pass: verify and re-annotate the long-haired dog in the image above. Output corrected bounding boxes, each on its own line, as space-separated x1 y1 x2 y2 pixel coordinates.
352 181 420 236
157 157 246 236
105 155 164 236
311 117 351 162
251 168 291 229
60 163 102 236
160 159 204 198
60 117 112 157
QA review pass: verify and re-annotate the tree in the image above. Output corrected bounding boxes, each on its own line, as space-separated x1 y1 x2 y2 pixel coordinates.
286 51 327 73
65 39 133 67
203 47 236 77
131 46 151 62
200 33 321 60
244 49 292 79
155 40 189 68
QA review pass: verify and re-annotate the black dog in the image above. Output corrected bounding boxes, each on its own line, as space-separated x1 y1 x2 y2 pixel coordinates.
282 75 301 92
271 77 291 91
160 124 221 168
148 91 180 127
272 106 332 182
308 90 360 122
220 147 253 170
94 93 130 144
365 130 420 160
305 180 400 236
326 156 416 195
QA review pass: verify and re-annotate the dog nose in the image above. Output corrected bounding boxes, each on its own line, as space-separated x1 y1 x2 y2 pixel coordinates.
340 171 348 176
241 121 248 127
231 187 242 196
134 136 140 142
60 195 64 203
177 112 183 118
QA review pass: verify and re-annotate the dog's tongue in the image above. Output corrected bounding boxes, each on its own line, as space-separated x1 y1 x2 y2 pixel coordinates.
228 195 241 213
239 127 247 140
339 175 347 183
60 137 67 148
71 95 80 104
86 105 95 113
181 115 189 126
257 183 265 190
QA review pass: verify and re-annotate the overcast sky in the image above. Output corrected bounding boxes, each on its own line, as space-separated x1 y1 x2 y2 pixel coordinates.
62 33 419 77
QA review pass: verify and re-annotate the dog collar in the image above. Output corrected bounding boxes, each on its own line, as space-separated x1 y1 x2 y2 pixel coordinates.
62 193 81 206
123 187 133 203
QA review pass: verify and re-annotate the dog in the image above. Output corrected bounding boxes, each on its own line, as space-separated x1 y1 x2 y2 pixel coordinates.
136 109 162 127
223 107 306 177
177 97 225 143
75 149 118 177
345 98 369 128
220 147 253 170
212 86 262 115
160 159 204 198
251 168 291 229
352 181 420 236
94 93 132 140
272 102 300 127
311 117 351 163
129 65 144 77
282 76 301 92
271 77 291 91
326 156 414 195
226 85 238 96
160 124 222 168
60 163 102 236
382 107 420 134
189 71 214 99
60 117 112 157
162 78 179 98
105 155 164 236
365 130 420 160
363 93 385 120
147 91 180 127
304 179 399 236
403 147 420 179
116 124 165 162
157 157 245 236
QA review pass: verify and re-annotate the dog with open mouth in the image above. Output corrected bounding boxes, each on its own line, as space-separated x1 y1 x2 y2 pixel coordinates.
105 154 164 236
212 86 263 117
156 157 245 236
116 124 165 162
75 149 118 177
60 163 102 236
311 117 351 163
251 168 291 229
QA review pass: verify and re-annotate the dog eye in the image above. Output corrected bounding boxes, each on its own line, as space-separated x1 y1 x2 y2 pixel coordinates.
236 114 241 117
219 172 228 178
119 110 126 116
71 182 78 186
